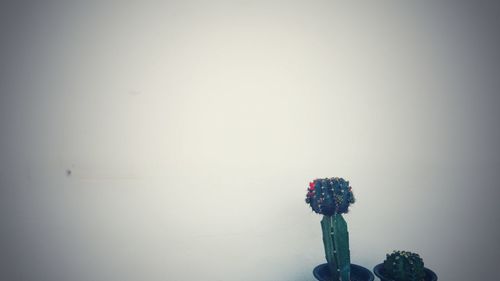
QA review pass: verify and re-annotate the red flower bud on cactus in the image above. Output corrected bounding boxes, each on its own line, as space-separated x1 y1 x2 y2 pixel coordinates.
309 181 315 189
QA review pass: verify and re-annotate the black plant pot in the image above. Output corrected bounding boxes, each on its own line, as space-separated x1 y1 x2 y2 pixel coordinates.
313 263 374 281
373 264 437 281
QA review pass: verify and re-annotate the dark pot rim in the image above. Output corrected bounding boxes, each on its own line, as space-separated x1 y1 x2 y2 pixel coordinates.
313 263 374 281
373 263 437 281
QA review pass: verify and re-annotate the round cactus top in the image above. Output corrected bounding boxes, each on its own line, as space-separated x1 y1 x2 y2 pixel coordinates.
305 177 355 216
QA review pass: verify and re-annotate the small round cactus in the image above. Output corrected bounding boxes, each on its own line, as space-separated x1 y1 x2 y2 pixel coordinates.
305 177 355 216
383 250 425 281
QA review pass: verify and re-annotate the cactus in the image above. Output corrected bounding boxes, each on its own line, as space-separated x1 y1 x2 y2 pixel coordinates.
383 251 425 281
306 177 355 281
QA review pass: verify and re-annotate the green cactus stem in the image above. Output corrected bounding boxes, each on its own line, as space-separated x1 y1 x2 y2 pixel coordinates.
321 214 350 281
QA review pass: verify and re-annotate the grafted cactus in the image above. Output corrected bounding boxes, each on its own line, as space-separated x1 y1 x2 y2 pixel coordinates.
306 177 355 281
383 251 425 281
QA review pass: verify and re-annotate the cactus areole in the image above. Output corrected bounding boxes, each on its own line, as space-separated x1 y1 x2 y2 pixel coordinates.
306 177 355 281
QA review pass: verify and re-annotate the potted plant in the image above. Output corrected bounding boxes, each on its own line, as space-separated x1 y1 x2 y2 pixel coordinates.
373 250 437 281
306 177 374 281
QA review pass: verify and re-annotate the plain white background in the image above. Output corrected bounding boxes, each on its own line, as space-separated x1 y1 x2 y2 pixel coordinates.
1 1 499 280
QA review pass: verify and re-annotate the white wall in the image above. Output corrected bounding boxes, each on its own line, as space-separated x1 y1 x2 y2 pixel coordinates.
1 1 499 280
